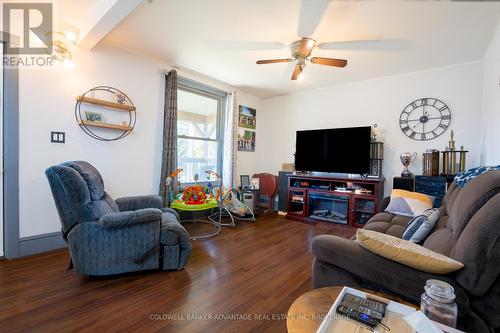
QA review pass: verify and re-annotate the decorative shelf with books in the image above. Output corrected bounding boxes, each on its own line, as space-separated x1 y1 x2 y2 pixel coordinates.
75 86 136 141
76 95 136 112
78 120 133 131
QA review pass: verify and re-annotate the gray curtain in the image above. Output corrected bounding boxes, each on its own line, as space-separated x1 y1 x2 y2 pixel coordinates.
222 91 238 188
159 70 178 206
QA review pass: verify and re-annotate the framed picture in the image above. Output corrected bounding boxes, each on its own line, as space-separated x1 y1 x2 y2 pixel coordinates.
238 128 256 152
84 111 103 123
238 105 256 129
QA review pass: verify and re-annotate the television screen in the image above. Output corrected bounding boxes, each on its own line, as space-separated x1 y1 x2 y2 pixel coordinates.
295 126 371 174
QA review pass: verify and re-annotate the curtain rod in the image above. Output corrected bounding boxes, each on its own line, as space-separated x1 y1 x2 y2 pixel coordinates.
161 68 234 95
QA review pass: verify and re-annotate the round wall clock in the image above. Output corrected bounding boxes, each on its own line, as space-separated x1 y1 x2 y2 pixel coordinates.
399 98 451 141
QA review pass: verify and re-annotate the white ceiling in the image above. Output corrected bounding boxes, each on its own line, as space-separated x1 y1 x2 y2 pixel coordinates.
104 0 500 98
57 0 107 33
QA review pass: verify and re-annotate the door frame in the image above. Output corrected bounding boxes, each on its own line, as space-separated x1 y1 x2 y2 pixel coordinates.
1 33 20 259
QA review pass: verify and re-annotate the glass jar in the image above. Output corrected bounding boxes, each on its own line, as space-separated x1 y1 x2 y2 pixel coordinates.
421 279 458 328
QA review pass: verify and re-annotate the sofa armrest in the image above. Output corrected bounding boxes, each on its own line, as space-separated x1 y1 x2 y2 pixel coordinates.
98 208 162 229
380 196 391 212
115 195 163 211
310 235 469 308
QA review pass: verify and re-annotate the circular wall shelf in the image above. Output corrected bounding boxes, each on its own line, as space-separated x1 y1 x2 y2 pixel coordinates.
75 86 136 141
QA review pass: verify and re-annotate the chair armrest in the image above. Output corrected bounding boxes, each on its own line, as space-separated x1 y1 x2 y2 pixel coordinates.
310 235 469 308
98 208 162 229
161 207 180 221
115 195 163 211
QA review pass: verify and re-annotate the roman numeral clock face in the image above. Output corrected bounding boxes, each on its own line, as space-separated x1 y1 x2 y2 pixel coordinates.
399 98 451 141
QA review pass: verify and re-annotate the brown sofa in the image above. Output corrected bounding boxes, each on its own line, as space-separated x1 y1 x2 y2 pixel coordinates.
310 170 500 333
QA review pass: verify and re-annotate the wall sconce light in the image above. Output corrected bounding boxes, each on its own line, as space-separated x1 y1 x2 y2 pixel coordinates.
52 40 71 61
45 31 77 65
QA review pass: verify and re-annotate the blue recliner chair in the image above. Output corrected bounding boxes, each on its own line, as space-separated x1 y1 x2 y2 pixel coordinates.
45 161 191 276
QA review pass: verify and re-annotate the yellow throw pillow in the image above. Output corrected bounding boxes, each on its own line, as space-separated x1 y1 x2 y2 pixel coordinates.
356 229 463 274
385 189 434 216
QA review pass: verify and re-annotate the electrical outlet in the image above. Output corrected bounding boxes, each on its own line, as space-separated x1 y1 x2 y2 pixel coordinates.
51 131 65 143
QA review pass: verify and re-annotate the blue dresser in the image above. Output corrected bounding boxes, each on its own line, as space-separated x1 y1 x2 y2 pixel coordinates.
415 176 448 208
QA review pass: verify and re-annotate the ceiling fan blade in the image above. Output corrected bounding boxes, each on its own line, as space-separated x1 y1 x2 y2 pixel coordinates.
291 64 302 80
298 0 330 37
310 57 347 67
297 37 316 57
256 59 292 64
318 39 409 52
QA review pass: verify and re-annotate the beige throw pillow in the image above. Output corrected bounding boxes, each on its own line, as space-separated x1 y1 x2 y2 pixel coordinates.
356 229 464 274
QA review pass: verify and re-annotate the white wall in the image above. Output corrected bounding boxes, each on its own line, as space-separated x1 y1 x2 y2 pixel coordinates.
258 61 485 195
481 23 500 165
18 43 261 238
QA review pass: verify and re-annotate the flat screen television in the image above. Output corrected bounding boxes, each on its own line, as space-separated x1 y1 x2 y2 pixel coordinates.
295 126 371 174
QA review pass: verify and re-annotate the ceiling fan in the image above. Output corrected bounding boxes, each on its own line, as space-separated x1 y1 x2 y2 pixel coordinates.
247 0 409 81
256 37 347 80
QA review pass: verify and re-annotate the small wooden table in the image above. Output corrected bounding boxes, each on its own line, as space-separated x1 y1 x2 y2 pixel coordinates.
287 286 417 333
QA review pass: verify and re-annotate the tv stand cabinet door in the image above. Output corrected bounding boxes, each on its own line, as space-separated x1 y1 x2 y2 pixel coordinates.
288 189 307 218
350 195 377 227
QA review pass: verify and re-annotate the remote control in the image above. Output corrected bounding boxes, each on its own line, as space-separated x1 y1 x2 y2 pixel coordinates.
335 293 387 328
342 293 387 316
336 305 379 328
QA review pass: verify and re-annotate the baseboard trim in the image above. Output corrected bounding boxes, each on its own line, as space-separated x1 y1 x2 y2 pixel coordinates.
19 232 67 257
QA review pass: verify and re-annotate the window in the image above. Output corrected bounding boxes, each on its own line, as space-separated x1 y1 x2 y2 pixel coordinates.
177 77 226 184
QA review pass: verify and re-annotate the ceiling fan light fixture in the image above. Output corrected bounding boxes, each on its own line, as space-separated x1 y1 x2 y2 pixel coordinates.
257 38 347 81
291 37 316 58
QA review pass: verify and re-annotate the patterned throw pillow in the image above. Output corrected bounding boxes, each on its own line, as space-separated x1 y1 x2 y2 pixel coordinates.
402 208 440 243
454 166 500 188
356 229 464 274
385 189 434 217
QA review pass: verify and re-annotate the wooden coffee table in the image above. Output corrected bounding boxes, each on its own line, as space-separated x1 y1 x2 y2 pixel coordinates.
287 286 417 333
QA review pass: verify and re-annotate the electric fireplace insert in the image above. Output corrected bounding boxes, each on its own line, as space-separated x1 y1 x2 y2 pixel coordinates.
308 193 348 224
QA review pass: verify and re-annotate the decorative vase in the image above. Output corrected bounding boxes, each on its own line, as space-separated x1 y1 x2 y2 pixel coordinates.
400 152 417 177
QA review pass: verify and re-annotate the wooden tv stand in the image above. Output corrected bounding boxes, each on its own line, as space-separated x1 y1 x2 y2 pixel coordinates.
286 174 384 227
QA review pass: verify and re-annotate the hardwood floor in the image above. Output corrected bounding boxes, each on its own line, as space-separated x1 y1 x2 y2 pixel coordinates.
0 215 355 333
